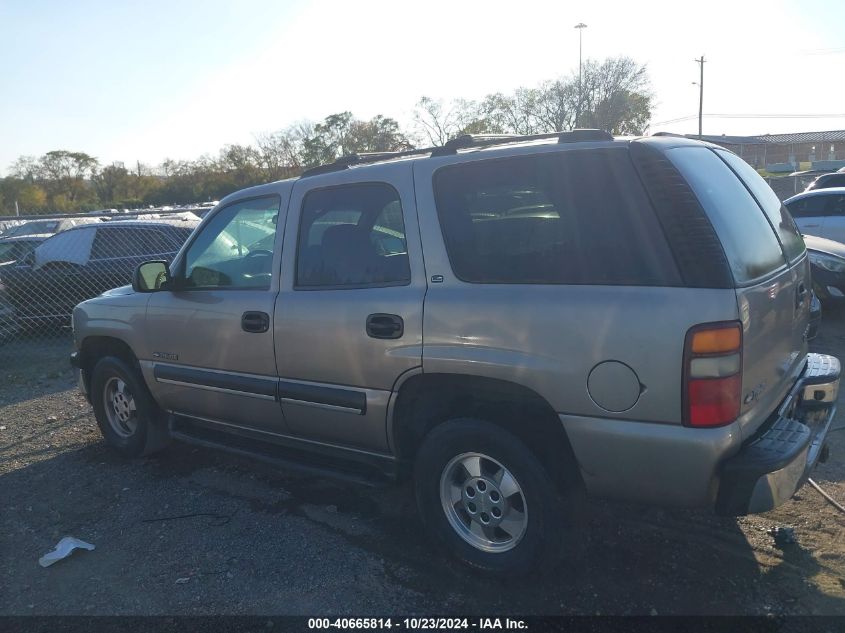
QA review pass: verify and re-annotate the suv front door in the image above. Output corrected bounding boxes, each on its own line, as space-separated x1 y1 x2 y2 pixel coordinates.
143 193 289 435
274 165 425 453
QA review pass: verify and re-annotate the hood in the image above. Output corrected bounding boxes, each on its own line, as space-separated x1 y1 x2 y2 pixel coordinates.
101 285 135 297
803 234 845 259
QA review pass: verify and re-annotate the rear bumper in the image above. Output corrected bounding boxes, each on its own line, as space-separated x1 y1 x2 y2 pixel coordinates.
715 353 839 516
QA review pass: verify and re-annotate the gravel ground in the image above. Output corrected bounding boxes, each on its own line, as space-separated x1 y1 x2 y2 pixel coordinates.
1 321 843 616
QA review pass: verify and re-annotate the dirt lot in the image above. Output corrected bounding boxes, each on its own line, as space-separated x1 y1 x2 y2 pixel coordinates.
1 320 844 617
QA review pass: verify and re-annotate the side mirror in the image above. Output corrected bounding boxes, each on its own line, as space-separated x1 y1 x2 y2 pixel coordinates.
133 260 171 293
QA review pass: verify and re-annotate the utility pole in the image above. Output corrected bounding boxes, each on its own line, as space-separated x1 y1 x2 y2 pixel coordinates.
695 55 705 139
574 23 587 128
15 200 20 217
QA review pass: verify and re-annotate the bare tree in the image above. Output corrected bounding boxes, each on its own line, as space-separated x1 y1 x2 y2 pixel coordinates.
413 97 462 146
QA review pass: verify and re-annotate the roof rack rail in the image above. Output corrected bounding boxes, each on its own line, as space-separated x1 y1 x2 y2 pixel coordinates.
430 129 613 156
299 129 615 176
558 129 613 143
300 145 439 178
652 131 686 138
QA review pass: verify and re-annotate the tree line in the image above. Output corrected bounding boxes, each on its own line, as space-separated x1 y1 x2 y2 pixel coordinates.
0 56 653 216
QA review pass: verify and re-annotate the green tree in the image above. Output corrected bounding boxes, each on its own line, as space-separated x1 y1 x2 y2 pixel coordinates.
92 163 131 205
301 112 355 166
35 150 100 207
346 115 412 153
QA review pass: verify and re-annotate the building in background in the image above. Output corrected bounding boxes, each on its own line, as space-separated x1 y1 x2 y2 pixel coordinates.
685 130 845 199
689 130 845 174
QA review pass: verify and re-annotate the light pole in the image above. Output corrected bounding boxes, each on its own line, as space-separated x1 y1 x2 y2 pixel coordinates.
574 22 587 128
694 55 705 139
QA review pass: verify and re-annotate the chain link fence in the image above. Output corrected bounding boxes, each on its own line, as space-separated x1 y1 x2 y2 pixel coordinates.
0 210 204 359
764 175 813 201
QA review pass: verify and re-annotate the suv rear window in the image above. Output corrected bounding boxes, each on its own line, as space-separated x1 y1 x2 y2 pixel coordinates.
716 150 805 263
666 147 787 285
433 149 679 285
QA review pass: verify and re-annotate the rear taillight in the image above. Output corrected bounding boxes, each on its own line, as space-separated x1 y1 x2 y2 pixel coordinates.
683 322 742 427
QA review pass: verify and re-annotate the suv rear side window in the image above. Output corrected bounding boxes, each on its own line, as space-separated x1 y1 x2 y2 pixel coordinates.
296 183 411 288
433 149 679 285
717 150 805 263
667 147 786 284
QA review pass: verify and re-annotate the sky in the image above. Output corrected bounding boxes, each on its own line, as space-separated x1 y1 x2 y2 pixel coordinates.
1 0 844 173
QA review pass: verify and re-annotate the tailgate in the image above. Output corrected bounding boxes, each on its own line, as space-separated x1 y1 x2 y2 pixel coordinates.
665 146 810 438
735 258 810 437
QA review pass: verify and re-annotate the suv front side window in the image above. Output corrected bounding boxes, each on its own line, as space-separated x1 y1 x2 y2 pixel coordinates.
182 196 280 290
296 183 411 288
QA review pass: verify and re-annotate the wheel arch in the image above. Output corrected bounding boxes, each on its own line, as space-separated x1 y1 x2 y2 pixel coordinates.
391 373 583 494
78 335 142 396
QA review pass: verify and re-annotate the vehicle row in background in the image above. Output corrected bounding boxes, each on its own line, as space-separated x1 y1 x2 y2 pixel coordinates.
0 216 199 331
804 168 845 192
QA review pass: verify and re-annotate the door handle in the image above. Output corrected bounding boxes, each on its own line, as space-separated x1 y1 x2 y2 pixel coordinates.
366 313 404 339
804 224 820 228
796 282 808 309
242 311 270 333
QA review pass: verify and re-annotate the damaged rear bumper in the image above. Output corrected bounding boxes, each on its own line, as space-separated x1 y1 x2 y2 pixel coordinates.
716 353 839 515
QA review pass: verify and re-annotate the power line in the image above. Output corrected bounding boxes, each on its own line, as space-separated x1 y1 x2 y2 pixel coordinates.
798 47 845 56
710 113 845 119
653 113 845 126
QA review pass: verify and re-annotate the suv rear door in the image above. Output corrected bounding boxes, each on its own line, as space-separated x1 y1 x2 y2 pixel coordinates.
273 163 425 452
668 147 809 438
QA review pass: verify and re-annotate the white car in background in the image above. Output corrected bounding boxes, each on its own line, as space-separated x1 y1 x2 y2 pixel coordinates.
785 187 845 242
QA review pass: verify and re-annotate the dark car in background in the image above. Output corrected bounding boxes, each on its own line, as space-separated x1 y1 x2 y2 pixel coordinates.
0 219 198 326
0 234 49 265
803 233 845 304
0 216 102 238
805 172 845 192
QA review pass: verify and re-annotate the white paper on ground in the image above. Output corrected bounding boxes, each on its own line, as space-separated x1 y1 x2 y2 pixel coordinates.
38 536 96 568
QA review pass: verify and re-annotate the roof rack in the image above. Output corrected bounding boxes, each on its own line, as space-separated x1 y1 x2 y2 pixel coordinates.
300 129 614 176
430 129 613 156
300 145 439 177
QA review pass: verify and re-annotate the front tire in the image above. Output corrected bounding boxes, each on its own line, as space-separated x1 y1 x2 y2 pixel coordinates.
414 418 583 575
90 356 170 457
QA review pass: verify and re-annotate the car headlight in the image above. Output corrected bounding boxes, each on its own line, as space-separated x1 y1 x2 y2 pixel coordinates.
808 251 845 273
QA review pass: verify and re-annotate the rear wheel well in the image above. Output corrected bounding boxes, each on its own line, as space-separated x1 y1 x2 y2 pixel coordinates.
393 374 583 494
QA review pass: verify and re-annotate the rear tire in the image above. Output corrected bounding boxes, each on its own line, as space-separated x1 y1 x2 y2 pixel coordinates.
90 356 170 457
414 418 584 575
